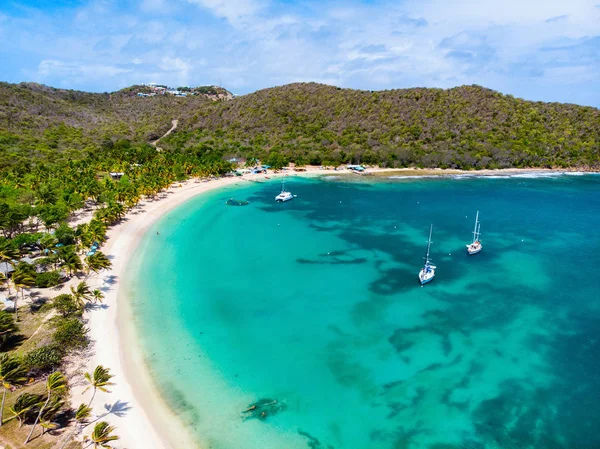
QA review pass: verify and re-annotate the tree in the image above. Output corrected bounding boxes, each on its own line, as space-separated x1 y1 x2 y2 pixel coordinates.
59 403 92 449
25 371 67 443
0 354 27 426
92 289 105 304
53 293 82 317
9 393 43 427
12 268 35 321
0 310 18 350
0 240 18 264
0 241 17 295
60 248 83 277
84 365 114 406
70 281 93 308
85 252 112 279
87 421 119 448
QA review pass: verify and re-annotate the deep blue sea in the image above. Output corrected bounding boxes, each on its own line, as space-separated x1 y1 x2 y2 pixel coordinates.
127 173 600 449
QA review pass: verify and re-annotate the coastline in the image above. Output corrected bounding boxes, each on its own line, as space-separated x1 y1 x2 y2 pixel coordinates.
70 166 597 449
71 176 246 449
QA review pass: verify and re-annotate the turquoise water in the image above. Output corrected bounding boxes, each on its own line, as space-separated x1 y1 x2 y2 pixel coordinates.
127 174 600 449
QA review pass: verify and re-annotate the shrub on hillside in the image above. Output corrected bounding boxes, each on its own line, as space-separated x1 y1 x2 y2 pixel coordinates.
35 270 62 288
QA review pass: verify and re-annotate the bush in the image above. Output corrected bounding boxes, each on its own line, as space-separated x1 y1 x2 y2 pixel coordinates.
52 294 81 317
23 344 63 374
53 318 89 349
35 271 62 288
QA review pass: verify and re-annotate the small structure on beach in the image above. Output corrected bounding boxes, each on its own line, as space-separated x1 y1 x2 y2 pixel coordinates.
0 262 15 277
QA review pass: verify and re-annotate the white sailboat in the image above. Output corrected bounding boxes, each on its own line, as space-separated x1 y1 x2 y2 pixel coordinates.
418 224 436 285
466 211 482 255
275 176 296 202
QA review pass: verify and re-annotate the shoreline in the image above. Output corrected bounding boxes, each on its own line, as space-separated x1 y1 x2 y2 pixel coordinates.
72 176 245 449
71 166 598 449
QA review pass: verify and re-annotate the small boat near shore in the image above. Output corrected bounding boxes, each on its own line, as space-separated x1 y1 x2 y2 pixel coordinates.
275 177 296 202
466 211 482 255
419 224 436 285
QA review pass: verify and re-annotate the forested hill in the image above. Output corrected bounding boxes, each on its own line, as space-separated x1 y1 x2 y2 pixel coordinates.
0 82 219 170
163 83 600 169
1 81 599 171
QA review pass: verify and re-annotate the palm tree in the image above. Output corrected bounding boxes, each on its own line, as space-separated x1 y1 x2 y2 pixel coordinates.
91 289 104 304
12 270 35 321
84 365 114 406
60 250 83 277
85 252 112 279
25 371 67 444
39 395 65 435
0 240 18 264
9 393 43 428
0 310 18 349
59 403 92 449
70 281 93 308
87 421 119 448
0 354 27 426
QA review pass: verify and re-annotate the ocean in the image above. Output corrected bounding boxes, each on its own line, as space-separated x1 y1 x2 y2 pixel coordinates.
127 173 600 449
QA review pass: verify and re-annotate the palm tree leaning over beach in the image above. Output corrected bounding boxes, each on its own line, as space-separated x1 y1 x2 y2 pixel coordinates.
84 365 114 407
0 354 27 427
87 421 119 448
25 371 67 444
58 403 92 449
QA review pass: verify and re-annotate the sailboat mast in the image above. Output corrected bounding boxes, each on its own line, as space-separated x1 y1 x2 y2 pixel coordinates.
472 211 479 243
425 224 432 263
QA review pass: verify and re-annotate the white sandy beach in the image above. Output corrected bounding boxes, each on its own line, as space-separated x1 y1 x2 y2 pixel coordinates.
66 165 593 449
70 169 336 449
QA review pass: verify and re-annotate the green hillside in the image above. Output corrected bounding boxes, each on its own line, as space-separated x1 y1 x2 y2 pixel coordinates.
0 82 213 170
162 83 600 169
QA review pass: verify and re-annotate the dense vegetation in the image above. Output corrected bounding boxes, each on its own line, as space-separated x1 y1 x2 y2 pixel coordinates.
163 83 600 169
0 82 215 170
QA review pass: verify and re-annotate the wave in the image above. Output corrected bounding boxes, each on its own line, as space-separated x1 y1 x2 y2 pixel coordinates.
388 171 599 180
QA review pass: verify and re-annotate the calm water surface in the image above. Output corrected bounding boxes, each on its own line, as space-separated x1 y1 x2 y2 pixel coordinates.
127 174 600 449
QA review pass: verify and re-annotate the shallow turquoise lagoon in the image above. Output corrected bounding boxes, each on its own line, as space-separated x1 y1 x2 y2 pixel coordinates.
127 174 600 449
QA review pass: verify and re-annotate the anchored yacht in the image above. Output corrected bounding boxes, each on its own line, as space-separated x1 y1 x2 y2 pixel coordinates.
275 177 296 202
419 225 436 285
466 211 482 255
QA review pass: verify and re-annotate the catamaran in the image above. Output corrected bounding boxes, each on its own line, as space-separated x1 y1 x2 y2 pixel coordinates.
275 177 296 202
466 211 482 255
418 224 436 285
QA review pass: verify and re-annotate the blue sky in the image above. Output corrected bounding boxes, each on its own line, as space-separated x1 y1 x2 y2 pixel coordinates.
1 0 599 106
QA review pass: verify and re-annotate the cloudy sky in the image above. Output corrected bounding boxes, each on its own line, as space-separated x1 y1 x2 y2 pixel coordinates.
1 0 599 106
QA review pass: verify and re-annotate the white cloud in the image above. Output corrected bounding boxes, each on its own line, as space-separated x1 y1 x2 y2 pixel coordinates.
1 0 599 105
186 0 263 25
38 60 132 78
